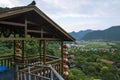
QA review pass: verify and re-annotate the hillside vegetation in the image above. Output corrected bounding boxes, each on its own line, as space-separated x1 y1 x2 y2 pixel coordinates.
69 30 93 40
65 41 120 80
70 26 120 41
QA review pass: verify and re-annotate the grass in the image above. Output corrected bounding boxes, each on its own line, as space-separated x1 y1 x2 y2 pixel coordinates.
78 41 114 48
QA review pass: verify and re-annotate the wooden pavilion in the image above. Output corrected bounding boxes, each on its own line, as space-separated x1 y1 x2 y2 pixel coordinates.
0 1 75 80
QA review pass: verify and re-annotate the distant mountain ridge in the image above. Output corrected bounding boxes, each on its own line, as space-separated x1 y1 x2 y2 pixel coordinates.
81 26 120 41
69 30 93 40
69 26 120 41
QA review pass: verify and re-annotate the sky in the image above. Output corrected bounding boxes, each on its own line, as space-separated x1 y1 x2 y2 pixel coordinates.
0 0 120 32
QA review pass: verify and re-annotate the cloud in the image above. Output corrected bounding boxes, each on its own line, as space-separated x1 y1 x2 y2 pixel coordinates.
58 19 103 32
35 0 120 32
55 16 120 32
0 0 120 32
37 0 120 20
1 0 120 18
0 0 23 8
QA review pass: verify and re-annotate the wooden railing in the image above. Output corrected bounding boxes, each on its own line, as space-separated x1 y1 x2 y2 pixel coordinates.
0 55 62 80
16 63 64 80
46 59 62 74
49 65 64 80
0 55 14 70
23 55 62 75
24 55 40 64
24 55 60 63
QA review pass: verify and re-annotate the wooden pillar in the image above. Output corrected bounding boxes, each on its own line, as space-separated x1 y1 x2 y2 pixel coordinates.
25 17 27 37
39 40 42 62
13 26 18 80
40 27 43 63
13 30 16 61
41 27 43 38
22 40 25 63
43 40 46 65
61 41 64 74
13 40 16 61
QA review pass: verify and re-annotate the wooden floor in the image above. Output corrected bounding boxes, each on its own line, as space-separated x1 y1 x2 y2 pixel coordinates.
0 69 14 80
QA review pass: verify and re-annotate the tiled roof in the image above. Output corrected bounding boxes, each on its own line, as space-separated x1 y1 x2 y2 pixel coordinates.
0 6 32 14
0 1 36 14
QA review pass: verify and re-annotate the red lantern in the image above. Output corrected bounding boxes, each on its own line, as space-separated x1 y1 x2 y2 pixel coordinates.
63 45 68 49
63 58 68 63
63 65 69 70
16 48 21 53
63 51 69 56
16 43 21 47
63 71 69 77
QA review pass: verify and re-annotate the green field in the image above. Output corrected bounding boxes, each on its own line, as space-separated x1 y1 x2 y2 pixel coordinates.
77 41 116 48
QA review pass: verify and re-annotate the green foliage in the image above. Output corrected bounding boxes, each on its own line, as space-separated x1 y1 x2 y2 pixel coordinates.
66 68 96 80
0 40 61 57
46 41 61 57
67 41 120 80
0 41 13 55
24 40 39 56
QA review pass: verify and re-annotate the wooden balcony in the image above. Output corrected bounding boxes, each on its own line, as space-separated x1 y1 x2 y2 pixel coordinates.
0 54 64 80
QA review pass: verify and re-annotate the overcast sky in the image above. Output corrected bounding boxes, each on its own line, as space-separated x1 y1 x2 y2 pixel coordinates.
0 0 120 32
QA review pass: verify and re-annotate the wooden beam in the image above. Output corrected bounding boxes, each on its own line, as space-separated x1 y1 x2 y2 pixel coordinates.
26 20 37 25
0 38 61 41
0 21 25 27
27 29 47 33
46 59 61 64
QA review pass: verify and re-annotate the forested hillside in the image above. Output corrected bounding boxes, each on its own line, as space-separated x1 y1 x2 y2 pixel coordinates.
69 30 93 40
69 26 120 41
81 26 120 41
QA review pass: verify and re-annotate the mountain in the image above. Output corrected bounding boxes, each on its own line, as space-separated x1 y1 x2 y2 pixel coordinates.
69 30 93 40
81 26 120 41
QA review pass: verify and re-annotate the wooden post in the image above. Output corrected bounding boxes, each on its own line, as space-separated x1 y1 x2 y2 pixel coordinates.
25 17 27 38
40 27 43 63
15 64 19 80
39 40 42 62
50 69 54 80
13 30 16 61
61 41 64 74
43 40 47 77
43 40 46 65
22 40 25 63
41 28 43 38
28 66 31 80
13 29 18 80
13 40 16 62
